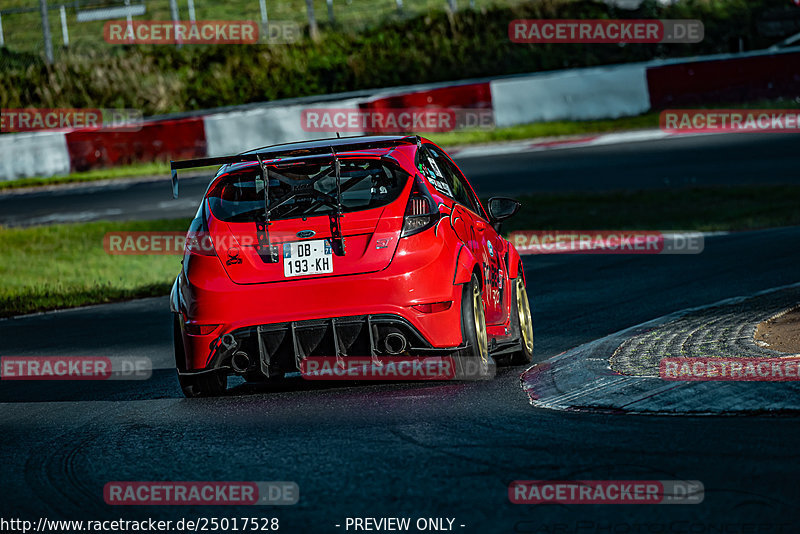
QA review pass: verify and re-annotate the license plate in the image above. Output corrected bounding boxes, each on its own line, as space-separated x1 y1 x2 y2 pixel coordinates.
283 239 333 277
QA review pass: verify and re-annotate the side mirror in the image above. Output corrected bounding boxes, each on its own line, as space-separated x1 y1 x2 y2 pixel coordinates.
487 197 520 223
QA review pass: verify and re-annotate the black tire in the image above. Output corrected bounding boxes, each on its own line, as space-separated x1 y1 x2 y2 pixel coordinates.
178 371 227 398
244 370 285 383
508 274 534 365
455 274 493 380
173 315 227 397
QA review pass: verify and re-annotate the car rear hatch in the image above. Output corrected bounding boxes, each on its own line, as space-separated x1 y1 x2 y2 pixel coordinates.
205 154 410 285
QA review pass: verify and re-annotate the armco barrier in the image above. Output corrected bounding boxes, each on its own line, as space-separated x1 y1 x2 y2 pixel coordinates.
203 99 365 157
361 82 492 111
359 82 492 134
0 131 71 180
490 64 650 127
65 117 206 171
646 50 800 108
2 47 799 181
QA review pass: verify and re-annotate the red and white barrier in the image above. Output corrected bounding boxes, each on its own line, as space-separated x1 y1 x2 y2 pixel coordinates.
491 64 651 127
1 47 798 181
203 99 365 157
0 131 71 179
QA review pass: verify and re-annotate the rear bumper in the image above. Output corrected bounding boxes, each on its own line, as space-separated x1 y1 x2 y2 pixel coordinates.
192 313 466 376
175 229 466 372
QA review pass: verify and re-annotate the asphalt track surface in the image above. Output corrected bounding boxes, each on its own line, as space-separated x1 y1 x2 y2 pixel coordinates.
1 134 800 531
1 132 798 227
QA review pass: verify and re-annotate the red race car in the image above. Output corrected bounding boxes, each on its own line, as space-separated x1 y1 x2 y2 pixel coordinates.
169 135 533 397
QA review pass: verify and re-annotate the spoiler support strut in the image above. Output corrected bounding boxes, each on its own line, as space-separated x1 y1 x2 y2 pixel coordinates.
329 147 345 256
255 153 279 263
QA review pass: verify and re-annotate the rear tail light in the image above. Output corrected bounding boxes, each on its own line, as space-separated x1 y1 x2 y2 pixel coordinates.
401 176 439 237
185 323 221 336
412 301 453 313
186 233 216 256
185 204 217 256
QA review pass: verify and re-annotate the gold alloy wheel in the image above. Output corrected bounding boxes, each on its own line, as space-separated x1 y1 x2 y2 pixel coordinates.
472 282 489 363
516 277 534 354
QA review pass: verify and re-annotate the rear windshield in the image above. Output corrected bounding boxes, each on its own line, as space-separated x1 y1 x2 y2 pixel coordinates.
207 157 409 222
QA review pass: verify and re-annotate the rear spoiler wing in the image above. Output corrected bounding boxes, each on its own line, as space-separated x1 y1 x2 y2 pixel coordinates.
169 135 420 262
169 135 419 199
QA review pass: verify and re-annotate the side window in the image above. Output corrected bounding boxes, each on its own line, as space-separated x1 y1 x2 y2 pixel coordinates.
425 146 483 216
417 146 453 198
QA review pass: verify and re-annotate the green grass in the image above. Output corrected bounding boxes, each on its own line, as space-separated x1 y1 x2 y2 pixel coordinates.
0 218 189 317
2 184 799 317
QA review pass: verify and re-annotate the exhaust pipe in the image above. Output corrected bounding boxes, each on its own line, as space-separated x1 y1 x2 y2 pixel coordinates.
221 333 238 351
384 332 408 355
230 351 251 373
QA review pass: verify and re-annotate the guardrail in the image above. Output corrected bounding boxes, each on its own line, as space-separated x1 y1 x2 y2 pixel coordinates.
2 45 798 181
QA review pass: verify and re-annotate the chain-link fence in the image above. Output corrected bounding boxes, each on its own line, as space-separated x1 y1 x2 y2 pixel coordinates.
0 0 530 63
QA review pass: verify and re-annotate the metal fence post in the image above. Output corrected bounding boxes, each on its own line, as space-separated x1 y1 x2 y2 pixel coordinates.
60 5 69 47
169 0 181 47
0 13 5 48
327 0 334 24
39 0 54 64
125 0 134 43
188 0 196 22
259 0 268 27
305 0 319 41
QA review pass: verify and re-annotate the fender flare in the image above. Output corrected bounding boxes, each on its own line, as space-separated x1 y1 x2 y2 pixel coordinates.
169 276 181 315
453 244 480 286
507 245 523 283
